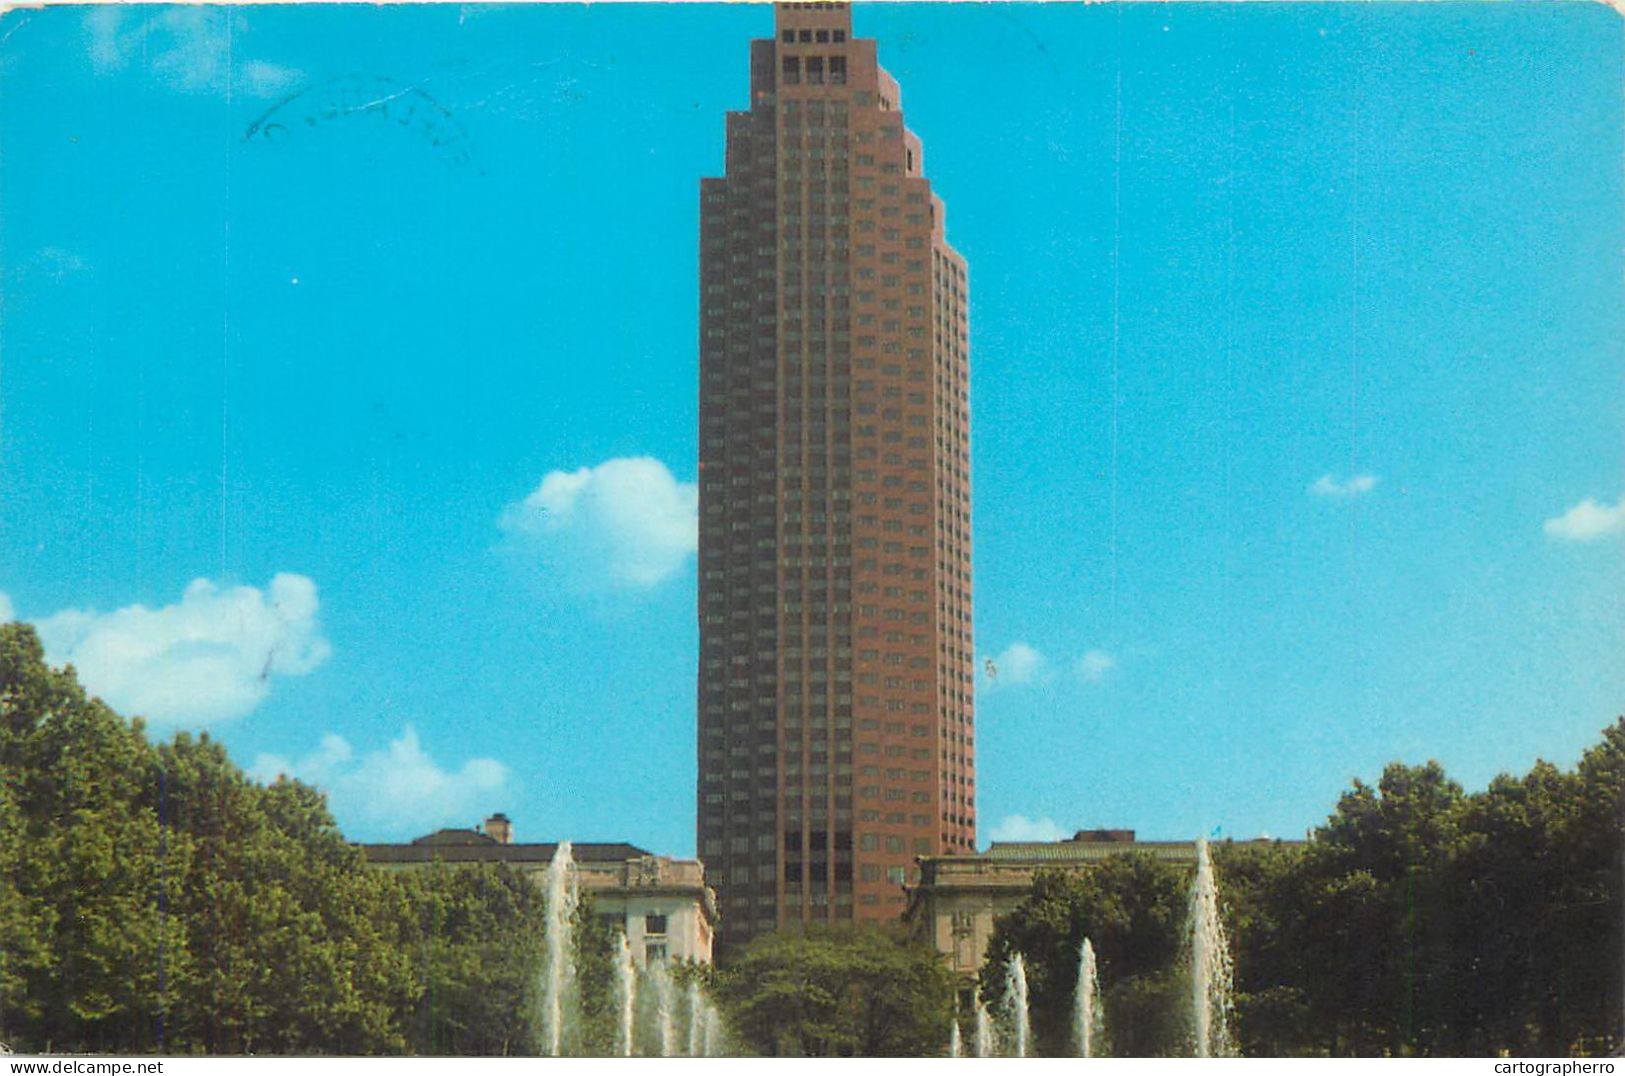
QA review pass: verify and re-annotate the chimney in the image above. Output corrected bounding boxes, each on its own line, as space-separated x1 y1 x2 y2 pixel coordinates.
484 813 512 844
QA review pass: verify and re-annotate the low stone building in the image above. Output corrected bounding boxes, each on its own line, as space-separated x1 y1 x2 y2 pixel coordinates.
358 814 718 966
904 830 1298 976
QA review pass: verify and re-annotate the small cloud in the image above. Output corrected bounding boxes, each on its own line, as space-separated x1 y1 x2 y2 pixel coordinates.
989 814 1067 843
32 573 330 728
1543 496 1625 542
984 642 1046 687
1310 473 1379 498
498 456 697 591
0 591 13 623
1075 649 1116 682
252 726 509 837
241 58 303 96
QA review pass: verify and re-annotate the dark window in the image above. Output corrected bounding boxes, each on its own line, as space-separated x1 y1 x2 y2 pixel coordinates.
782 56 800 84
833 29 847 42
645 914 668 935
782 29 795 42
806 56 824 85
830 56 847 85
816 29 830 42
785 862 803 882
784 829 803 851
798 29 812 42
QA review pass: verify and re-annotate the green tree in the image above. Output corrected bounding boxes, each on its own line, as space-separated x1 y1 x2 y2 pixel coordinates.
1210 841 1315 1057
0 623 185 1053
977 856 1190 1057
716 928 955 1056
1296 762 1467 1055
1556 719 1625 1054
398 862 547 1055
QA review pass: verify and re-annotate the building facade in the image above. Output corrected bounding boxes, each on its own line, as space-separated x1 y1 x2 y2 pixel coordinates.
358 815 717 966
697 1 974 948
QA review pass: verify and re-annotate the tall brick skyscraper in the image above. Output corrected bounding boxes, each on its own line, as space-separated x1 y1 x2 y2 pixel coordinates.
697 2 972 948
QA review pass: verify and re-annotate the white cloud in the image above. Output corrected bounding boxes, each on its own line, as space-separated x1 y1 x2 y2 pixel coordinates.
84 7 301 96
1543 496 1625 542
985 642 1047 687
240 59 303 97
499 456 698 590
1075 649 1116 682
32 574 330 727
989 815 1067 843
252 726 509 837
1310 473 1379 498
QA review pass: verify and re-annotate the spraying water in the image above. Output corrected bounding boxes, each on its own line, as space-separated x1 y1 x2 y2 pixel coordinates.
948 1019 962 1058
540 841 579 1057
701 1000 724 1058
1188 837 1236 1057
649 959 677 1058
686 980 704 1057
973 997 995 1058
614 931 636 1057
1004 953 1031 1058
1073 937 1104 1058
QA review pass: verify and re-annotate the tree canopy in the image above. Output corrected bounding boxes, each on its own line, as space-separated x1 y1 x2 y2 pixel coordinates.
0 622 547 1056
714 928 956 1056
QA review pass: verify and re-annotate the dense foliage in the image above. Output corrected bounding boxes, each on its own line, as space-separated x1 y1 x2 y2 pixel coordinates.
978 724 1625 1057
0 623 549 1055
714 928 956 1056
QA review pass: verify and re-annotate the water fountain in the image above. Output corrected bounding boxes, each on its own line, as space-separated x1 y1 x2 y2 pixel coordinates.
1188 837 1236 1058
948 1019 962 1058
614 931 636 1057
1074 936 1104 1058
686 979 705 1057
649 959 677 1058
701 1000 725 1058
540 841 579 1057
1003 953 1031 1058
973 996 994 1058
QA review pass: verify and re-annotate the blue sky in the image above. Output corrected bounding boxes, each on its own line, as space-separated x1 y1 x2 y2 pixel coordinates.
1 3 1620 852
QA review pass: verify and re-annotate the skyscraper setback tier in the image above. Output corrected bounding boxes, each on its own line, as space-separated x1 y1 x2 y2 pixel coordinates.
697 2 973 948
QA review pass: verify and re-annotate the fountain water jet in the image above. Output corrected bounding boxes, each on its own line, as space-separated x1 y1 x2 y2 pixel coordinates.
1003 953 1031 1058
1073 937 1104 1058
686 980 704 1057
540 841 579 1057
701 1000 724 1058
613 931 636 1057
649 959 677 1058
1187 837 1236 1057
973 996 994 1058
948 1019 962 1058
